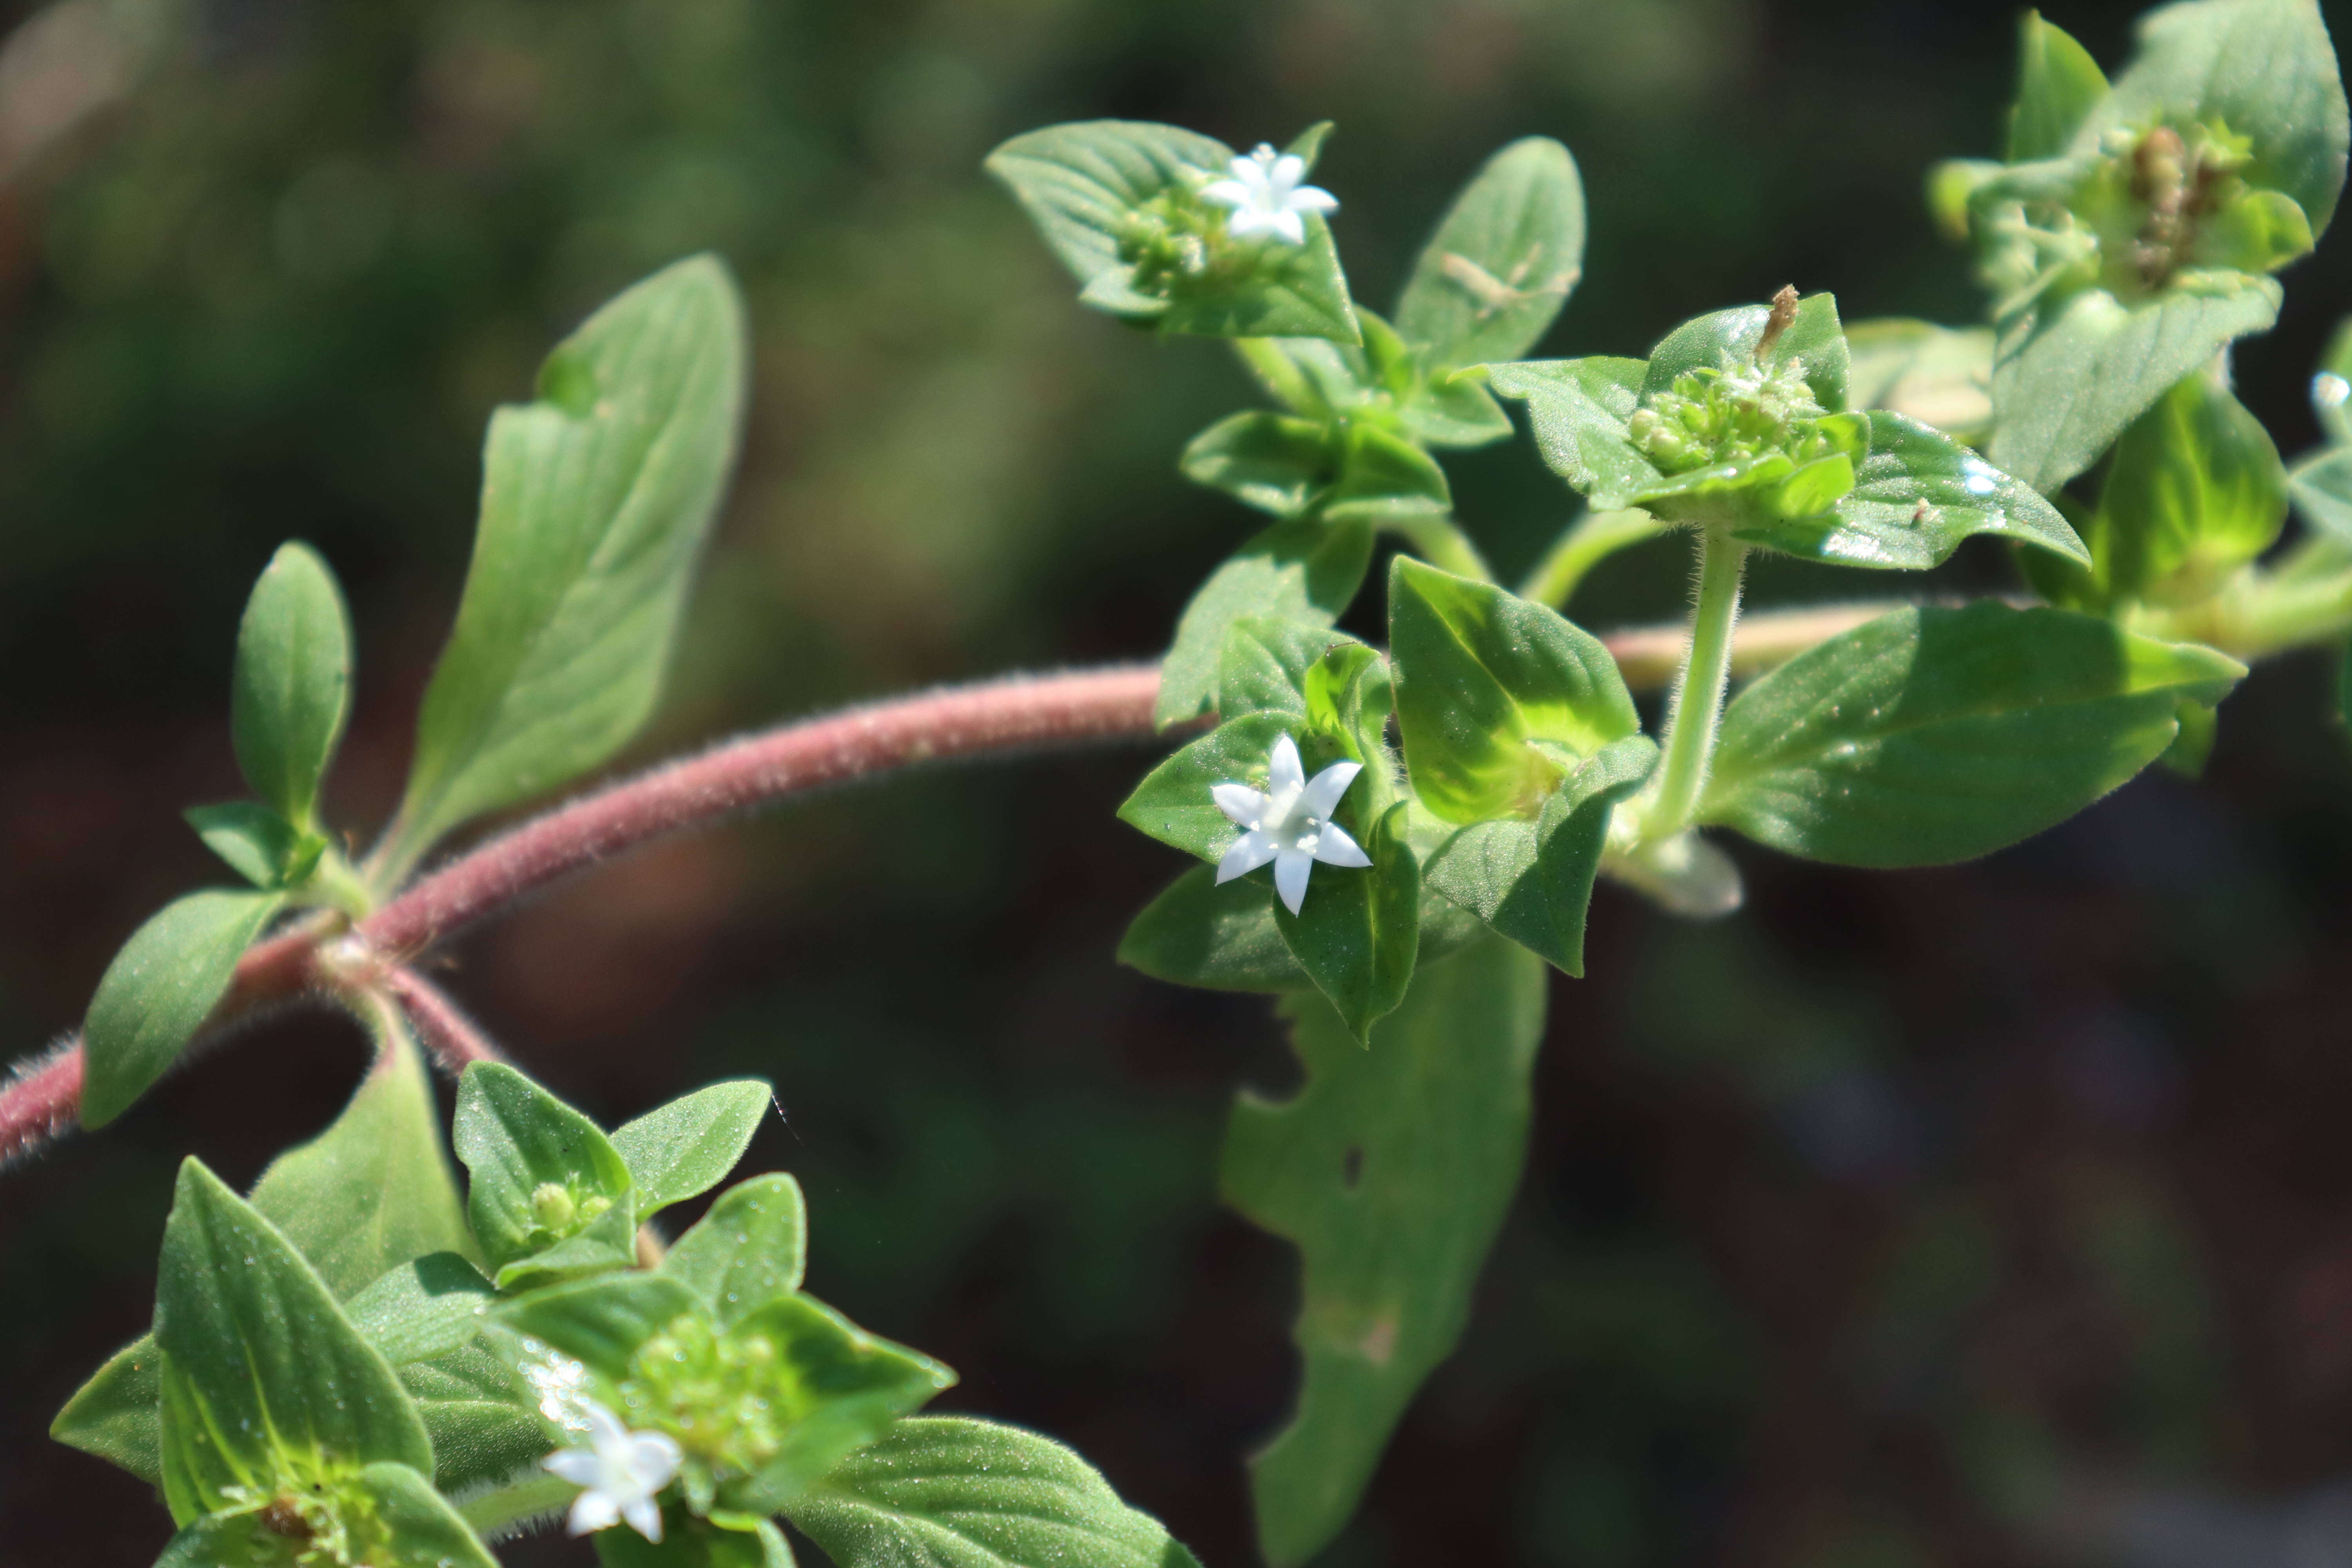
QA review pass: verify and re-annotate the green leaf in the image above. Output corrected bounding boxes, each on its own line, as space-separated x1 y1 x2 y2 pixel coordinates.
1223 936 1548 1568
612 1079 772 1217
249 1033 478 1297
1988 274 2282 494
1395 137 1584 367
389 256 748 866
1119 711 1301 863
663 1173 809 1331
1273 802 1419 1044
344 1254 498 1368
452 1062 639 1272
1387 557 1639 823
492 1197 642 1292
2007 12 2111 162
51 1337 165 1487
2087 370 2287 603
786 1416 1202 1568
719 1294 959 1513
2160 697 2220 777
494 1272 702 1381
1643 291 1851 414
1398 370 1515 449
1485 356 1656 507
396 1342 550 1497
154 1514 298 1568
81 889 285 1128
182 802 320 890
1740 411 2090 569
1321 423 1452 523
1117 865 1491 996
231 541 354 829
154 1160 432 1522
985 121 1360 343
1699 602 2247 867
1424 735 1657 976
1842 319 1996 439
1179 412 1333 517
1217 617 1359 721
2085 0 2350 236
1154 518 1376 727
2290 445 2352 543
350 1460 500 1567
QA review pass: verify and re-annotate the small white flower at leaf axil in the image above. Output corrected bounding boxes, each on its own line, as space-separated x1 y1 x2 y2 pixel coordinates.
1214 732 1372 915
541 1397 683 1543
1201 144 1339 246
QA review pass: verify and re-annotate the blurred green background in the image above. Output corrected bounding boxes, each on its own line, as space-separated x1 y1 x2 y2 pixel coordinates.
2 0 2351 1563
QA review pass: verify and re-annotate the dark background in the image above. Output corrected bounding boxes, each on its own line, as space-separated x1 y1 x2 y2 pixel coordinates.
3 0 2351 1563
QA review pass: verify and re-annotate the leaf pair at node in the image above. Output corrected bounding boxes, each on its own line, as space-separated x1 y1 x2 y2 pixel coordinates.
1935 0 2349 490
1488 289 2090 571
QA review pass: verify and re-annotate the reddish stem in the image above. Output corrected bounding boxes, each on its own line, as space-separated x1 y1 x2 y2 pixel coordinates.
380 967 506 1071
0 664 1168 1161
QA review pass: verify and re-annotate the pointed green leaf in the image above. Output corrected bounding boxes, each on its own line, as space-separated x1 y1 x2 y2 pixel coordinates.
1699 602 2247 866
985 121 1360 344
82 889 285 1128
1485 356 1655 507
2290 445 2352 543
1399 371 1515 448
493 1272 702 1382
492 1196 642 1292
786 1416 1202 1568
2085 0 2349 235
1119 865 1490 996
232 541 353 829
182 802 319 890
1396 137 1584 367
1223 936 1548 1567
1424 734 1657 976
1273 802 1419 1044
664 1173 809 1331
1120 711 1305 863
343 1254 497 1368
154 1515 298 1568
1842 319 1995 439
1216 617 1360 722
51 1337 165 1487
350 1460 500 1567
2088 371 2287 603
1642 292 1850 414
453 1062 638 1271
2007 12 2111 162
1388 557 1639 823
396 1342 549 1497
1989 275 2282 494
1320 423 1452 523
249 1034 477 1297
721 1294 959 1512
155 1160 432 1522
1179 412 1333 517
1738 411 2089 569
389 256 748 867
612 1079 773 1217
1154 518 1376 727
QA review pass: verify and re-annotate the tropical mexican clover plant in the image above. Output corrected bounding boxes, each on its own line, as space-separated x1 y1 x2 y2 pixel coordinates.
8 0 2352 1563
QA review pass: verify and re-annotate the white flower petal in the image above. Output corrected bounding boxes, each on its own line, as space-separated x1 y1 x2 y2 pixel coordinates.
568 1491 621 1537
1269 733 1305 795
1227 152 1263 182
1312 822 1373 868
1290 185 1339 214
1299 760 1361 820
1270 209 1307 246
1200 178 1252 210
629 1432 683 1490
1212 782 1269 826
623 1496 666 1543
1217 829 1280 884
1274 848 1314 914
1270 154 1307 191
541 1449 603 1486
583 1399 630 1449
1226 208 1277 238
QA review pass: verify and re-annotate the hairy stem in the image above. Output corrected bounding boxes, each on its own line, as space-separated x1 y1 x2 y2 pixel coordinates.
1519 508 1665 608
379 967 506 1070
1639 523 1749 840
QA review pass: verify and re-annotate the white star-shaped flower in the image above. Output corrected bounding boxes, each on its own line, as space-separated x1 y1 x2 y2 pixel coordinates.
541 1397 683 1543
1201 144 1338 246
1214 732 1372 915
